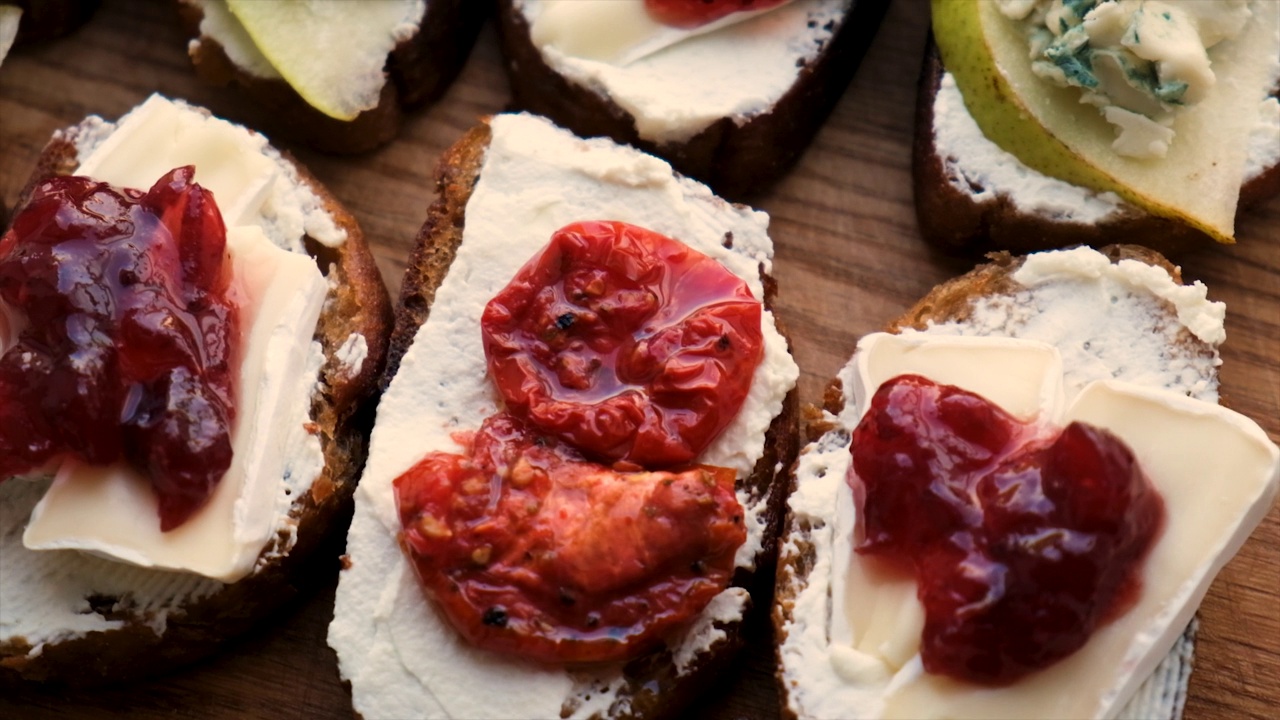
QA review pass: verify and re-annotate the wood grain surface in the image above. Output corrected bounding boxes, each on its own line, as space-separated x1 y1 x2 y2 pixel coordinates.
2 1 1277 719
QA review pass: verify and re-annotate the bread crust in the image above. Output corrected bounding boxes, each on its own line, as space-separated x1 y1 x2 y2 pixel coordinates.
913 41 1280 256
772 245 1216 719
176 0 488 154
0 114 392 685
494 0 891 201
368 116 799 720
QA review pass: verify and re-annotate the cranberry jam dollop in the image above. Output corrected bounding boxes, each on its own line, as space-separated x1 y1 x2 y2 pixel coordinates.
645 0 790 28
851 374 1165 685
0 167 239 531
394 413 745 664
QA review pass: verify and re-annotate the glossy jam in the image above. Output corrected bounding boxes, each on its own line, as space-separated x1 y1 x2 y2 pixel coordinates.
645 0 790 28
394 413 745 664
481 220 763 467
0 168 238 531
850 374 1164 685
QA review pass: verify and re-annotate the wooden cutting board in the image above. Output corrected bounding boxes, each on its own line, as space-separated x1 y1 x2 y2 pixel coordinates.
1 1 1276 718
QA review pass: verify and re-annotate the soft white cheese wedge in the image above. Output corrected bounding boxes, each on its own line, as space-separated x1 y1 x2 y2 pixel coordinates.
530 0 794 66
802 333 1279 719
23 225 328 582
521 0 848 144
73 94 277 229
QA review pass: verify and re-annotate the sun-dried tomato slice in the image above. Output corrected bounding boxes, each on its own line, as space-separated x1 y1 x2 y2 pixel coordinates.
481 220 763 468
394 413 746 664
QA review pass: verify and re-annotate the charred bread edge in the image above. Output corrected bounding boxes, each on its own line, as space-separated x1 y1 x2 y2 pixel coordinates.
176 0 489 154
494 0 892 201
367 117 799 720
0 117 393 685
771 244 1213 720
912 40 1280 256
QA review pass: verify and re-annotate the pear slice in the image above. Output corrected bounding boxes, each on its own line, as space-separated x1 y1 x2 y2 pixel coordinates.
931 0 1280 243
225 0 424 121
0 5 20 69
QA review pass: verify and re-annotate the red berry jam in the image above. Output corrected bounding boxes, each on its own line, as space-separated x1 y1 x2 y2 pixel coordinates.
645 0 790 28
394 413 746 664
0 167 239 531
851 374 1164 685
481 220 763 468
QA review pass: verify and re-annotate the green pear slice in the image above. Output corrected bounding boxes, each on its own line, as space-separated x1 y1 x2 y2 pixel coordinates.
225 0 424 121
931 0 1280 243
0 5 20 68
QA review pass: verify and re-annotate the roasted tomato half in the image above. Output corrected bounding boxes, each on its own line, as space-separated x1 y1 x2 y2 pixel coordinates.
394 413 747 664
481 220 763 468
645 0 790 28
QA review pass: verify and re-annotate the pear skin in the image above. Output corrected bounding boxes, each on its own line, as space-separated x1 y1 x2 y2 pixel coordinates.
931 0 1280 243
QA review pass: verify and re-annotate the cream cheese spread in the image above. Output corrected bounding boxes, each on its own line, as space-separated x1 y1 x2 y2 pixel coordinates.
519 0 849 145
1 95 341 651
777 247 1276 719
329 112 798 719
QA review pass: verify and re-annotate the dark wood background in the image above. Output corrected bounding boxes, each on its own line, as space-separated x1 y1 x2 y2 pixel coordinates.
2 1 1276 718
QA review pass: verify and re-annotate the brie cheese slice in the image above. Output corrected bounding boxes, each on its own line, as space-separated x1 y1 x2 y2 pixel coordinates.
22 225 328 582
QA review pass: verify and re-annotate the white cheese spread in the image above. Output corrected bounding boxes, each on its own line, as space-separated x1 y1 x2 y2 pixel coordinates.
1 95 341 650
520 0 849 145
329 112 798 719
778 247 1276 719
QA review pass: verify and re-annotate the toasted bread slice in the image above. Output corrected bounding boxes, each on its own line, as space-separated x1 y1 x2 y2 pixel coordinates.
330 112 799 719
913 43 1280 255
0 98 392 684
774 245 1247 719
176 0 487 154
494 0 891 200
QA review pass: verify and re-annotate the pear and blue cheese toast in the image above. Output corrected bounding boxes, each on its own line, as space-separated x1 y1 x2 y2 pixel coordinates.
177 0 488 153
914 0 1280 255
774 245 1279 719
494 0 891 199
329 112 800 719
0 96 391 684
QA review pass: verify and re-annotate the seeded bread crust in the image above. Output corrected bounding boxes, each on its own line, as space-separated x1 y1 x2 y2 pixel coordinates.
370 117 799 720
175 0 488 154
772 244 1215 720
493 0 891 201
0 114 392 685
913 43 1280 256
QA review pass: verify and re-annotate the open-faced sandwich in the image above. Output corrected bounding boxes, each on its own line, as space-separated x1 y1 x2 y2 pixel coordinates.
495 0 892 199
915 0 1280 254
177 0 488 153
328 112 800 719
0 94 391 683
774 244 1280 718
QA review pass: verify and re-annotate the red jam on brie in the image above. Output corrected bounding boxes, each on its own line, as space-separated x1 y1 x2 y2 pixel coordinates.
0 167 238 531
851 374 1164 685
394 220 763 663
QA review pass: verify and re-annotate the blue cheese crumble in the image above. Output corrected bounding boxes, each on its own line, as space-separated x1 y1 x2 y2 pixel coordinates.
996 0 1253 159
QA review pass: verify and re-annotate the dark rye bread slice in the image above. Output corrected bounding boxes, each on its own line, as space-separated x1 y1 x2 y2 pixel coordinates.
363 117 799 719
772 245 1218 720
176 0 487 154
0 110 392 685
913 42 1280 256
494 0 891 201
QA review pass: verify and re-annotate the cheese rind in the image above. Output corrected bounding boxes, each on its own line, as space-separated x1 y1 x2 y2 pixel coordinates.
22 226 328 583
